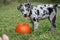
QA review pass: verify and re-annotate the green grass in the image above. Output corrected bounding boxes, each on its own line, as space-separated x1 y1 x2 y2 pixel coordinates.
0 2 60 40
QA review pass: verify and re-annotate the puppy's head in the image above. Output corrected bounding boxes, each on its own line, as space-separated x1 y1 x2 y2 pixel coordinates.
17 3 32 18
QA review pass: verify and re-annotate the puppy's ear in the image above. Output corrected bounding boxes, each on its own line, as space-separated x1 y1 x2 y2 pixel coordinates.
25 3 31 8
17 4 23 10
26 3 33 9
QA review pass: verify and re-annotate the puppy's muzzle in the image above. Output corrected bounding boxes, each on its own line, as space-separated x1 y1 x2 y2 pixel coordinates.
24 14 27 18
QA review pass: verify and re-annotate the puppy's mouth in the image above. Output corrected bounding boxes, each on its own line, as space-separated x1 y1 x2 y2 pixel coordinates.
24 14 30 20
24 14 28 18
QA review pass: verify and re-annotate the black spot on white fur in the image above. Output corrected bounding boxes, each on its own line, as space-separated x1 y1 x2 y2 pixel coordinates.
47 8 53 15
37 10 39 15
43 10 48 16
43 10 46 13
44 5 46 7
25 3 31 8
33 17 36 21
40 7 43 9
29 10 32 17
43 14 45 16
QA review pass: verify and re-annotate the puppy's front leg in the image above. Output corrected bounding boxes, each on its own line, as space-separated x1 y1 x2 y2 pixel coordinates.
33 21 38 32
32 17 39 32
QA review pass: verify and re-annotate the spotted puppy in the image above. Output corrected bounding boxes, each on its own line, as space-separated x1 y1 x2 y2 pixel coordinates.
17 3 58 33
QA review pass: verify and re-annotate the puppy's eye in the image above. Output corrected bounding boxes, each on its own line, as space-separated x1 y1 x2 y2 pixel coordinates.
40 7 43 9
21 9 24 12
26 9 29 11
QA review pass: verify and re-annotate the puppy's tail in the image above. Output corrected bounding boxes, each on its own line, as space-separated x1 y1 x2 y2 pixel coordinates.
53 4 58 8
53 4 60 8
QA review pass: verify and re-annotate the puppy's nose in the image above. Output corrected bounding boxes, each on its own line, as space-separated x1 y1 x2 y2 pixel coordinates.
24 14 27 17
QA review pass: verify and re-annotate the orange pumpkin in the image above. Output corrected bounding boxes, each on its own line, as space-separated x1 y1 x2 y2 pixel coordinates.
16 23 31 34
